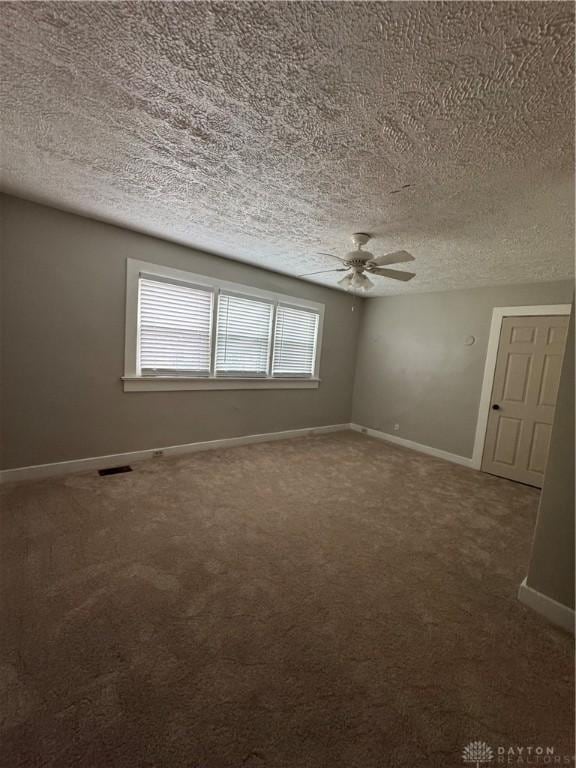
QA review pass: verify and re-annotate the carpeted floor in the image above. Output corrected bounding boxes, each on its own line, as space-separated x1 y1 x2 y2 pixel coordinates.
0 432 573 767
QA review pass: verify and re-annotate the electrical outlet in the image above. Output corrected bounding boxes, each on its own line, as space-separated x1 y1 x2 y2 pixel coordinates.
152 449 164 458
393 423 400 432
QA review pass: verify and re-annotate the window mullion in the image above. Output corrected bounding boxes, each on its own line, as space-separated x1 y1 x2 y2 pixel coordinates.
209 289 220 377
267 301 278 378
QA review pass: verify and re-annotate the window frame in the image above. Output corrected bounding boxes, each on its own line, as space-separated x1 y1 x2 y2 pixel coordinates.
138 272 216 377
214 289 275 378
123 259 324 392
272 301 321 379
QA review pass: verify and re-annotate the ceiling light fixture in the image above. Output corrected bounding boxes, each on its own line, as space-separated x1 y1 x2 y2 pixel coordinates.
338 271 374 292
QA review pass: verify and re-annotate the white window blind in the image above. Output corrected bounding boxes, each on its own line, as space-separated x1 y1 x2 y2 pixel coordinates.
138 276 213 376
272 305 319 377
215 293 273 377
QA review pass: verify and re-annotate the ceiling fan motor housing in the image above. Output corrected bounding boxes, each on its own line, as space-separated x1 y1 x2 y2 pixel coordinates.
346 256 371 270
346 234 373 271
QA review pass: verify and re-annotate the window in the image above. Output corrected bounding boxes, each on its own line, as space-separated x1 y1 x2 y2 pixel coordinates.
272 305 319 378
215 293 273 377
124 259 323 391
139 276 213 376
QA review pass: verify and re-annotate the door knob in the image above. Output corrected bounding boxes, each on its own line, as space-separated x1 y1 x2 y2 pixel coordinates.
492 404 500 410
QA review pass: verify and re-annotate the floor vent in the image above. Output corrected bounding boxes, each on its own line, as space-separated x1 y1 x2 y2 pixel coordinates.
98 465 133 476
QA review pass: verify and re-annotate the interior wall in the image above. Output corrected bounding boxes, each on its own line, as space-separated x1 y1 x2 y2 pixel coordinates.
525 304 575 610
2 192 573 473
0 194 362 470
352 281 574 458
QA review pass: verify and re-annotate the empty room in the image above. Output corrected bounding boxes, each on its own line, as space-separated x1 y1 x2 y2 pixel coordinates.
0 2 574 767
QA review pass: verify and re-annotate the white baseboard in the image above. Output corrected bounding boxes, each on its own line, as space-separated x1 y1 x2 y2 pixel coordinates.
0 424 350 484
518 578 575 634
349 423 474 468
0 422 478 483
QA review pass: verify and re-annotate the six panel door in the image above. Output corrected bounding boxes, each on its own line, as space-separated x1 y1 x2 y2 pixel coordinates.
481 315 569 487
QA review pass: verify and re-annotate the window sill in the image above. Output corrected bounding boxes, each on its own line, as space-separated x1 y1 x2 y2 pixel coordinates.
122 376 321 392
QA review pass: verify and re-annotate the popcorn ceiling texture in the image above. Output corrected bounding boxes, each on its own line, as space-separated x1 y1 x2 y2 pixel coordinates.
0 1 574 296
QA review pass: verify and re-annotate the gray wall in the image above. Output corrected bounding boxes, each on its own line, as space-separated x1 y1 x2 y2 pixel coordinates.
0 195 362 469
352 281 574 458
526 304 574 609
2 192 573 474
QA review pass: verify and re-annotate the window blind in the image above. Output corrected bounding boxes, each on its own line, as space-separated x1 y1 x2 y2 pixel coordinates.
272 305 319 377
215 293 273 377
138 276 213 376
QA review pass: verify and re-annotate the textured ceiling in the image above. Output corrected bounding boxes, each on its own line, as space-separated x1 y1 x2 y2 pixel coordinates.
1 2 574 296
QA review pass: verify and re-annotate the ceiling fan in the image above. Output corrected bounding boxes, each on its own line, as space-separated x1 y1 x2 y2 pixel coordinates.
300 233 416 292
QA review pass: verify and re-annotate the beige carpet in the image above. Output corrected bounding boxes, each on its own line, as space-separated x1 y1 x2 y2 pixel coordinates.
0 432 573 767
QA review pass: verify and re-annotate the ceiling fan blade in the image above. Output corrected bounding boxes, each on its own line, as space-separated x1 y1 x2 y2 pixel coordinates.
368 250 414 267
368 267 416 282
317 251 346 263
298 268 348 277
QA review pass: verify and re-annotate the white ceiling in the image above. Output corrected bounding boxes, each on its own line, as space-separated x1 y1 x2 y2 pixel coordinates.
1 2 574 296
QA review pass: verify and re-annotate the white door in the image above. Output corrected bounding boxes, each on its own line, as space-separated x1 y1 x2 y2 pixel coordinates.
481 315 569 487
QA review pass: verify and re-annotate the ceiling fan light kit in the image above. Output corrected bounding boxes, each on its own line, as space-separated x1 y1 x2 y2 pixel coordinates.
302 234 417 293
338 271 374 292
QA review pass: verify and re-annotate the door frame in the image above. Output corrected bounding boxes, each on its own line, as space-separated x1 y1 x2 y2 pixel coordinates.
471 304 571 471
